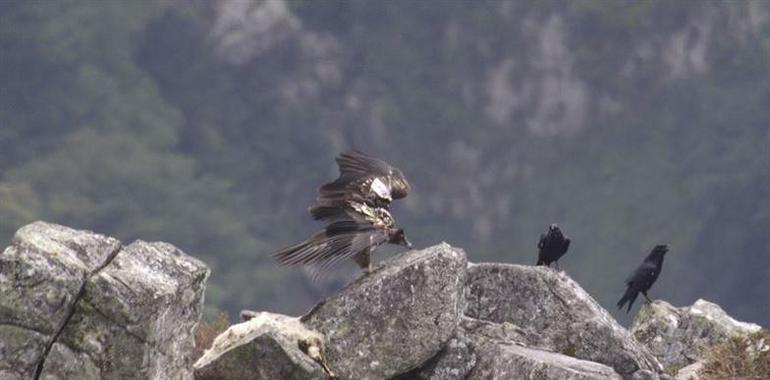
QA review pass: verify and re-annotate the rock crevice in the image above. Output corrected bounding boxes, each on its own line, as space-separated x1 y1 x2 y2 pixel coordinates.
33 242 123 379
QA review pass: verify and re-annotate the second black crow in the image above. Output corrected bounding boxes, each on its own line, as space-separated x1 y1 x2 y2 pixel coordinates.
617 244 669 313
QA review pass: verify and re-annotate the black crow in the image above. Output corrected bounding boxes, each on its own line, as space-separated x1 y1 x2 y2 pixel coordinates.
536 224 571 270
309 150 410 220
617 244 669 313
274 201 411 274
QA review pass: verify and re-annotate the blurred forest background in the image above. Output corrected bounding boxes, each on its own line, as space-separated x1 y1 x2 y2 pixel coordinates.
1 0 768 326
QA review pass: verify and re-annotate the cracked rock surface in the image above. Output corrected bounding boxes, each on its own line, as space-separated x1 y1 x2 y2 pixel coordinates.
0 221 209 380
464 263 663 378
302 243 468 380
467 341 622 380
196 244 682 380
631 299 762 370
413 316 622 380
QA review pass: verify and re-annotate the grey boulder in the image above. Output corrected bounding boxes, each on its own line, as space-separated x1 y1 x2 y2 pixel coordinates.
193 312 328 380
630 299 762 369
301 243 468 380
416 317 621 380
468 342 621 380
465 263 662 377
0 221 209 380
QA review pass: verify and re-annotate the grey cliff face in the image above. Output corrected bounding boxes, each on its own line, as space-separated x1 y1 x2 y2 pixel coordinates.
0 222 209 380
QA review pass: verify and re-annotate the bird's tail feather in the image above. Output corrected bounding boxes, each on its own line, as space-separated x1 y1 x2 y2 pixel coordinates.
273 240 312 266
616 288 638 313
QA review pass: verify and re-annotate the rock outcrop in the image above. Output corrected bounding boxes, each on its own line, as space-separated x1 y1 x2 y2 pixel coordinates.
0 222 209 380
194 312 328 380
7 227 756 380
196 244 677 380
631 299 763 372
412 316 622 380
196 243 468 380
301 243 467 380
465 263 663 377
468 343 622 380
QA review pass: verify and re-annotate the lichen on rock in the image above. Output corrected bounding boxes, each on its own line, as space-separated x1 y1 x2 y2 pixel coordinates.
464 263 662 377
0 221 209 380
631 299 762 371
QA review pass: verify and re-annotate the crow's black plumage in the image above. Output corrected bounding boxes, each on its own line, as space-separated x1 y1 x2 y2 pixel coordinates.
309 150 410 220
536 224 571 269
274 151 412 275
617 245 669 313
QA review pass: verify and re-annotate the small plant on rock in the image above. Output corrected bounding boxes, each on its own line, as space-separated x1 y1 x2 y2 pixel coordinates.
698 330 770 380
193 312 231 361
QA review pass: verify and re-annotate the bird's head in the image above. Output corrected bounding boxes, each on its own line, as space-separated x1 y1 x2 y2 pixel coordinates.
648 244 669 261
548 224 560 232
389 228 412 249
391 169 411 199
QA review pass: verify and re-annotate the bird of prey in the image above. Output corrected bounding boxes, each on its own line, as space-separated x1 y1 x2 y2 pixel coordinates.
274 151 412 275
536 224 571 270
617 244 669 313
309 150 410 219
273 201 411 274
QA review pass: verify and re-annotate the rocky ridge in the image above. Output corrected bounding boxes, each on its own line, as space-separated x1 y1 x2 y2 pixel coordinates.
0 222 762 380
197 243 700 380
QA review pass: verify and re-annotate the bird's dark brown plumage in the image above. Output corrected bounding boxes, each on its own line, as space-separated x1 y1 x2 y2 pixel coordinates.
310 150 410 220
273 151 411 275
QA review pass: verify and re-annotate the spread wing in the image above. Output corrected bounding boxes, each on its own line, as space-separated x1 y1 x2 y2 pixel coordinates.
311 199 397 229
314 150 410 213
272 221 390 270
335 150 394 178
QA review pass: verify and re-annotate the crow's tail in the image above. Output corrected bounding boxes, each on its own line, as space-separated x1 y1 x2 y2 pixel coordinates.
616 287 638 313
